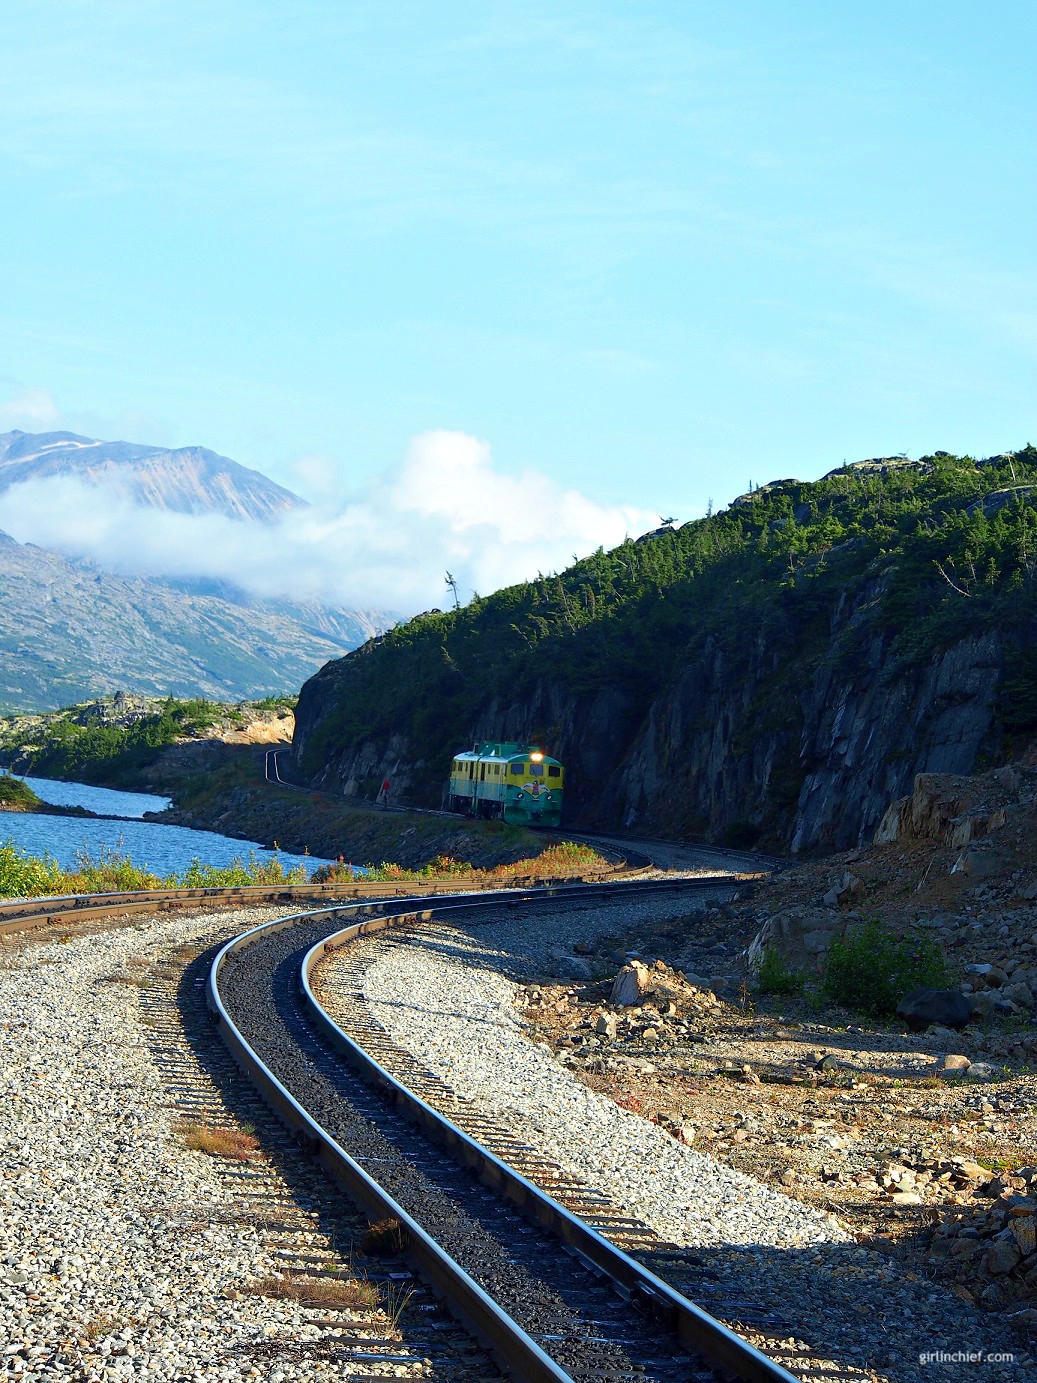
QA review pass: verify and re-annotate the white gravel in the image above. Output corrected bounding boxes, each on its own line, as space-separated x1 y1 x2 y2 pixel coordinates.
341 904 1034 1383
0 909 390 1382
361 940 849 1250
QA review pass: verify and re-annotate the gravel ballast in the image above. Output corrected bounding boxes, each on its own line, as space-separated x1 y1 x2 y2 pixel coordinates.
338 895 1032 1382
0 908 399 1382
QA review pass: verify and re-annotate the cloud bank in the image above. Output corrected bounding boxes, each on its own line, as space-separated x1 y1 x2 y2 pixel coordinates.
0 430 658 614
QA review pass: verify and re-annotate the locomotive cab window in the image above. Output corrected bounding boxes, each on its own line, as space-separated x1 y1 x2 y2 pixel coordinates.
529 763 543 776
510 763 523 776
548 765 560 778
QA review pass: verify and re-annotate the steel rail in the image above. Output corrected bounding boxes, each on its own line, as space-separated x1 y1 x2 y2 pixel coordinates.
208 897 574 1383
209 881 797 1383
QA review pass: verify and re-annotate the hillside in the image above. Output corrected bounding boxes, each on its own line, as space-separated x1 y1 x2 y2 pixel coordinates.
0 531 385 711
291 448 1037 853
0 429 302 522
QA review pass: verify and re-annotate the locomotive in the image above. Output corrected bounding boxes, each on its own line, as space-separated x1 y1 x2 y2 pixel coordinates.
448 741 564 827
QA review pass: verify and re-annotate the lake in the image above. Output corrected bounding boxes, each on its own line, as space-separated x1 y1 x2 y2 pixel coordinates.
0 773 331 877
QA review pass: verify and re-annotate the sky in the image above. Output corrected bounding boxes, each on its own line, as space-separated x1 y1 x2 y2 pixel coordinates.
0 1 1034 611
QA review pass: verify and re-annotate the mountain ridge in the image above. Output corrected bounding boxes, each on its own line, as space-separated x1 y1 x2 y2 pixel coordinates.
0 531 385 711
0 429 304 523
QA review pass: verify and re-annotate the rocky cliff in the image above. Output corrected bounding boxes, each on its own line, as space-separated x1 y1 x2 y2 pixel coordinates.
295 603 1003 855
291 450 1035 854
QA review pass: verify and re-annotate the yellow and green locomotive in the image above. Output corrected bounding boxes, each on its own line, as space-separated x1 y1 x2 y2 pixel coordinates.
448 741 564 826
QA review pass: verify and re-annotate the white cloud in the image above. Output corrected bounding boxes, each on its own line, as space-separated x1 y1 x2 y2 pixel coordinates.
0 385 61 430
0 429 657 614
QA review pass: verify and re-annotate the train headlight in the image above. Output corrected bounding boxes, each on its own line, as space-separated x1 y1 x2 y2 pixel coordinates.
530 751 543 762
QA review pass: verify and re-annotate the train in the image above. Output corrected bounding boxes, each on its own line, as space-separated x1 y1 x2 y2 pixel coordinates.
447 741 564 827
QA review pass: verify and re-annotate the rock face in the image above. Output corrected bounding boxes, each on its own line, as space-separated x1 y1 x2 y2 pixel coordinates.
293 585 1005 851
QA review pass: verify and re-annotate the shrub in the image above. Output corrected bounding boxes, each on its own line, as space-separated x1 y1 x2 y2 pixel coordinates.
178 1122 260 1160
755 945 805 996
0 840 66 896
821 920 955 1018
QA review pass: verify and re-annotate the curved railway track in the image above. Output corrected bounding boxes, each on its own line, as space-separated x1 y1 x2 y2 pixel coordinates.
2 829 791 1378
209 880 800 1383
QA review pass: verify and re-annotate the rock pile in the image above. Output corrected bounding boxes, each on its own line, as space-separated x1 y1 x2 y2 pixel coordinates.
931 1168 1037 1314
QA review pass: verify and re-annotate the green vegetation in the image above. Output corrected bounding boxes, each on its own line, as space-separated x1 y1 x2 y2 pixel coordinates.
0 772 42 812
7 698 224 787
0 840 309 898
755 945 806 996
0 837 607 899
310 839 607 883
297 449 1037 816
821 920 955 1018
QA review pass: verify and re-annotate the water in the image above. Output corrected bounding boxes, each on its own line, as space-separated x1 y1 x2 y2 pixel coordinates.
19 775 171 819
0 773 331 877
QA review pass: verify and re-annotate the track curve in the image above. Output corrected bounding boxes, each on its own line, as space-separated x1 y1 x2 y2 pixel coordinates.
209 883 799 1383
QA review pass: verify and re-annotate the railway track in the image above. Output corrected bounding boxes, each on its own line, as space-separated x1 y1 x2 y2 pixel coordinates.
209 880 802 1383
138 921 501 1379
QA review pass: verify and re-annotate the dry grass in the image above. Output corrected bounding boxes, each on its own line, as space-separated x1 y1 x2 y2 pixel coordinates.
245 1272 380 1310
359 1217 408 1256
177 1121 260 1160
79 1312 119 1342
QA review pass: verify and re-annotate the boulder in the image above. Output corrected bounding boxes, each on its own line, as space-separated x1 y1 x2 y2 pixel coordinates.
746 906 845 975
594 1012 617 1040
610 961 652 1007
987 1241 1022 1276
951 846 1000 880
932 1054 972 1077
965 1062 996 1081
1003 981 1035 1009
896 987 973 1032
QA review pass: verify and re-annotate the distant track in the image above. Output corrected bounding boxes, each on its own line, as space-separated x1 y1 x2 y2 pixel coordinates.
262 750 787 877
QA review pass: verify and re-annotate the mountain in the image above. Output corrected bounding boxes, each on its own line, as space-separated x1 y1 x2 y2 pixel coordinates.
0 428 396 709
0 429 303 522
290 447 1037 853
0 529 385 711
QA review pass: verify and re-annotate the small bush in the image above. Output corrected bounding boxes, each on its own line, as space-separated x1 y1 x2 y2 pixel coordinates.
178 1122 260 1160
755 945 805 996
821 920 955 1018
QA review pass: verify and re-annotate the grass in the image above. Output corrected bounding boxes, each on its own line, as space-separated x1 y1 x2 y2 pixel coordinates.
312 840 609 885
177 1121 261 1160
245 1272 380 1310
0 835 604 901
0 838 309 899
359 1217 408 1256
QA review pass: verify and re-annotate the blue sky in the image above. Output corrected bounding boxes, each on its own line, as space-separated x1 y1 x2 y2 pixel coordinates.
1 1 1034 558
